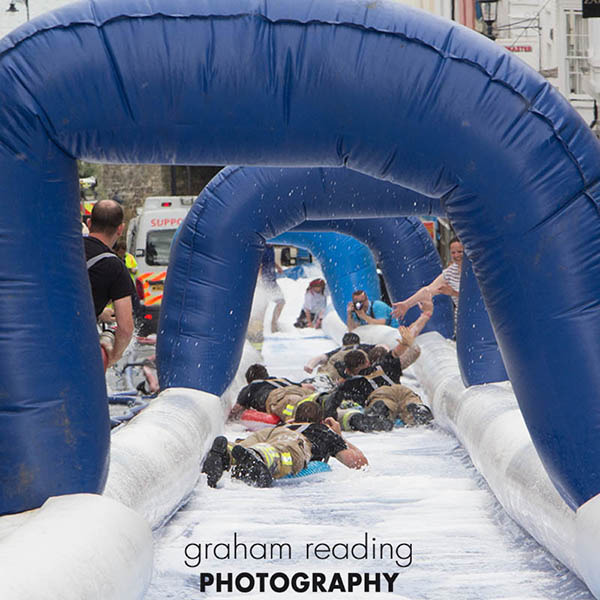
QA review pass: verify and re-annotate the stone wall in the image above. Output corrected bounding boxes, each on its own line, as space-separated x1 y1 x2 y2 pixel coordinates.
88 164 222 224
97 164 170 224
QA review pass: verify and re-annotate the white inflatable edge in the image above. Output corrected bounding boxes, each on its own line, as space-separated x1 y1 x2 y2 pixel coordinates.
0 494 153 600
104 386 225 529
575 493 600 597
105 340 261 530
322 317 599 599
0 340 261 600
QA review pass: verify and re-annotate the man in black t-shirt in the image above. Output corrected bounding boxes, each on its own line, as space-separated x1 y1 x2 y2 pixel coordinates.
84 199 134 368
202 415 368 488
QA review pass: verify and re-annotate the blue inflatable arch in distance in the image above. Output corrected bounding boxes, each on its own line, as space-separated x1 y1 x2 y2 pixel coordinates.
457 255 508 385
1 0 600 514
269 231 382 320
158 166 441 394
163 166 502 398
292 217 454 338
293 218 507 385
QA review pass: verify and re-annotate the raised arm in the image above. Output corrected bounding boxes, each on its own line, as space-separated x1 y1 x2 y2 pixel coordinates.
392 273 453 319
407 296 434 338
304 353 328 374
346 302 359 331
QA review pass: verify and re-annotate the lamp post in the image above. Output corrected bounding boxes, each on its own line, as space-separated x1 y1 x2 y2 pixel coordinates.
5 0 29 20
479 0 499 40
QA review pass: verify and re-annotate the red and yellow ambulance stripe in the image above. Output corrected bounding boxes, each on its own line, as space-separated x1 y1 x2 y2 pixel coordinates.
137 271 167 306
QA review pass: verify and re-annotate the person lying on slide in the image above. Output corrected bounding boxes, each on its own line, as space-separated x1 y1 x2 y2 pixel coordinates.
307 298 432 381
203 405 368 488
303 332 375 380
229 364 315 420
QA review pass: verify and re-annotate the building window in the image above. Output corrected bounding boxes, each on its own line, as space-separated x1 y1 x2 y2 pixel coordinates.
565 10 589 94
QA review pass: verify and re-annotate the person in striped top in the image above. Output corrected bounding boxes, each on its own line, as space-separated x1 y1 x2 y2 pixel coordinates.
392 237 463 321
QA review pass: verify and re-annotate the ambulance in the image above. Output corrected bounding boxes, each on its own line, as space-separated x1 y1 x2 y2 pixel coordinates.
127 196 194 334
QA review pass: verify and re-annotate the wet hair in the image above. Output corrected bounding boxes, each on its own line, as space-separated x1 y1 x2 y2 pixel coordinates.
344 350 369 374
449 237 461 247
294 400 322 423
342 332 360 346
89 200 124 234
368 345 388 365
245 364 269 383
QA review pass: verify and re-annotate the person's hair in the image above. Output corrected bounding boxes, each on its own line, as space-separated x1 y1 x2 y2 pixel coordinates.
308 278 325 293
342 332 360 346
114 240 127 252
294 400 322 423
449 237 461 247
344 350 369 373
89 200 124 234
245 364 269 383
368 345 388 365
352 289 365 299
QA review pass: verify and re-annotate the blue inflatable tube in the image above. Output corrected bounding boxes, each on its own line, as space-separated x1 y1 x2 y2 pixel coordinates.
1 0 600 515
269 231 381 320
293 218 454 337
457 256 508 385
291 216 505 384
157 166 438 395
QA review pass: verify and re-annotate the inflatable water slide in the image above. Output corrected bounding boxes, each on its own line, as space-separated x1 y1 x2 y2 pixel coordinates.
1 0 600 597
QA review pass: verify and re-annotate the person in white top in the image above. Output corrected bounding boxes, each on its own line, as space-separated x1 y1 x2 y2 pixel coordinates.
294 278 327 329
392 238 463 320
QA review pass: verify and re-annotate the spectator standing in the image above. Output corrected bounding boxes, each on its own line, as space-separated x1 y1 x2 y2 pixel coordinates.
85 200 134 369
259 245 285 333
114 240 138 282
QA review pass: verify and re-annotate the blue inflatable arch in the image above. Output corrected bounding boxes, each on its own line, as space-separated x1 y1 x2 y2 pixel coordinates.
269 231 382 320
292 217 454 337
158 166 439 392
457 255 508 385
292 218 507 385
1 0 600 515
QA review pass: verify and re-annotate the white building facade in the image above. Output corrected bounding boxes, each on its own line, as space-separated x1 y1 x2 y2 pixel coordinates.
485 0 597 128
399 0 598 130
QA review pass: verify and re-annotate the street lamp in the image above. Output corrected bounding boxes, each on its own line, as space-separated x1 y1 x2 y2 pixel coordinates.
6 0 29 20
479 0 499 40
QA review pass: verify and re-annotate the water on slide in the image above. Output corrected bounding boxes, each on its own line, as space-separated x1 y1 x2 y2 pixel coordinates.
144 273 593 600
